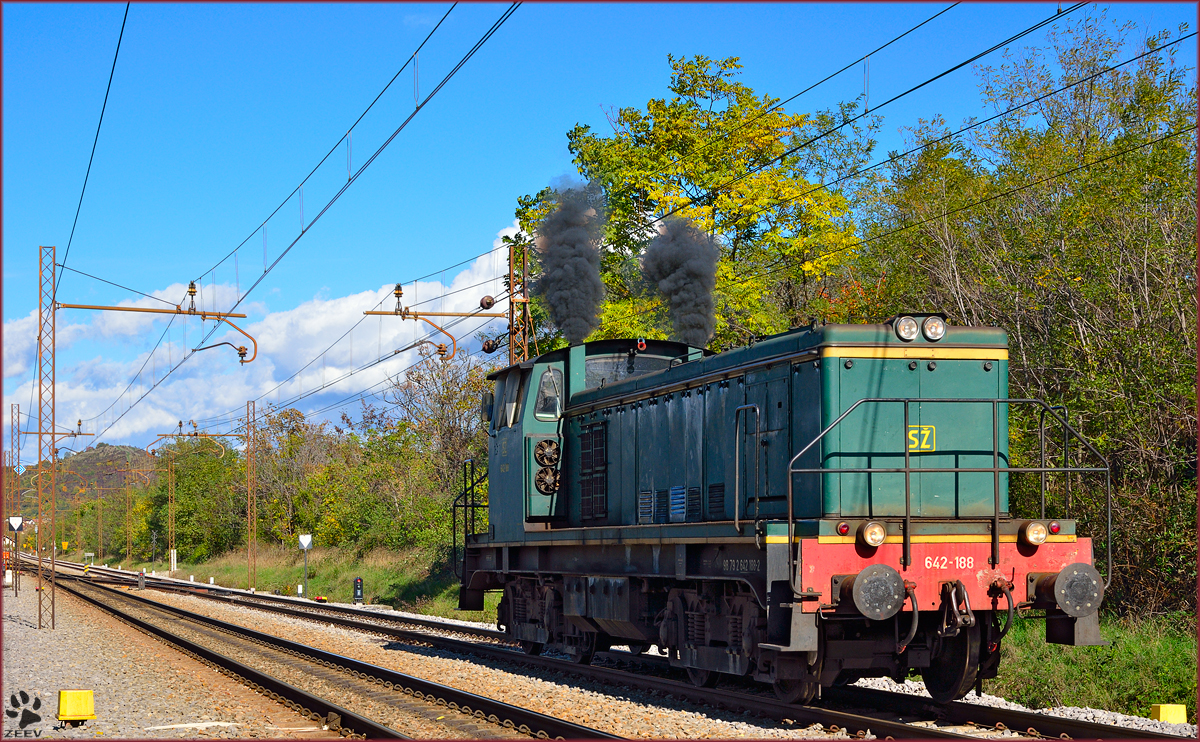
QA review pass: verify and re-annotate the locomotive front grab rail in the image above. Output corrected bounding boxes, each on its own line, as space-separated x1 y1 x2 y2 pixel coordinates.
783 398 1112 599
453 458 489 580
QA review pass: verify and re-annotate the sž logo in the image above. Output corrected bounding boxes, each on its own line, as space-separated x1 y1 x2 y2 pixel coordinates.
4 691 42 737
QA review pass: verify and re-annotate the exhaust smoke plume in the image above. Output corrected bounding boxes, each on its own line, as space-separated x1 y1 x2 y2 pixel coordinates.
641 217 720 348
533 185 607 345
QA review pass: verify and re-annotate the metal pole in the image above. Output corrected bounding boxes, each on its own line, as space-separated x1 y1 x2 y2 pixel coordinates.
303 548 308 600
168 457 176 572
36 245 57 629
246 401 256 591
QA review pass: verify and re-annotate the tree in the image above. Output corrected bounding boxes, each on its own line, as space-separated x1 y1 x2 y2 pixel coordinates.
513 54 878 350
861 12 1197 611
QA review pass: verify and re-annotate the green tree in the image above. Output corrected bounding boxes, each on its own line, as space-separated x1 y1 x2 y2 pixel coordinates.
862 12 1197 611
514 54 878 350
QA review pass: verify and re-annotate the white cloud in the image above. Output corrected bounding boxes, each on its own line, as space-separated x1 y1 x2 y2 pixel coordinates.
3 227 516 447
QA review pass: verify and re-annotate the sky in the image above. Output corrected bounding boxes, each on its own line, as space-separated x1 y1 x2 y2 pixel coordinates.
3 2 1196 455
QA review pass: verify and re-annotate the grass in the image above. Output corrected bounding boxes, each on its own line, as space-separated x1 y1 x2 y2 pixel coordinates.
71 548 1192 722
987 612 1196 722
73 545 502 624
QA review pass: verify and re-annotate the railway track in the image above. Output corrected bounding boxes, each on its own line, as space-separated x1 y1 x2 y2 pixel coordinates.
45 560 1189 740
56 577 616 740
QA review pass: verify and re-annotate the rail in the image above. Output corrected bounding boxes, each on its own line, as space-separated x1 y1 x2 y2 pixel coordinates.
783 398 1112 596
452 458 488 579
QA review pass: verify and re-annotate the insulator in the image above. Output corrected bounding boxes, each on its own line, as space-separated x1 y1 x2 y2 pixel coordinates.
436 343 447 357
237 346 248 360
187 281 197 297
393 283 403 299
480 295 495 310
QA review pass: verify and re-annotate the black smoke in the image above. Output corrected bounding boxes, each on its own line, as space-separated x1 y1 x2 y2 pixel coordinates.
534 185 606 345
641 217 720 348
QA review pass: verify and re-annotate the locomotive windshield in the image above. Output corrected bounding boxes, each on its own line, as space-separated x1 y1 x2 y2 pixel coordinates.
534 368 564 420
584 353 672 389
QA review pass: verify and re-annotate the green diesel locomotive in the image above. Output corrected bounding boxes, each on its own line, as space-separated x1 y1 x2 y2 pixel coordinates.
457 315 1109 703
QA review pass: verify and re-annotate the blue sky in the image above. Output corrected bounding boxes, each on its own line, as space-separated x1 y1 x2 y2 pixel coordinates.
3 2 1195 451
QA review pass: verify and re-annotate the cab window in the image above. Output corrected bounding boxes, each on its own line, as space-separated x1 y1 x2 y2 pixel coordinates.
500 369 525 428
534 368 564 421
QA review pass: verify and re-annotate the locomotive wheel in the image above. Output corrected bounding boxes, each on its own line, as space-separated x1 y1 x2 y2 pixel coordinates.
519 641 543 656
773 679 818 705
626 642 651 655
922 623 981 703
686 667 719 688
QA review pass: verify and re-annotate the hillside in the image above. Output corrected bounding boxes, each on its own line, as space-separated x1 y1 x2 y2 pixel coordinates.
6 443 156 518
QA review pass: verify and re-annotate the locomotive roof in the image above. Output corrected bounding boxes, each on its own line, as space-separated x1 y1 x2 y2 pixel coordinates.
567 321 1007 410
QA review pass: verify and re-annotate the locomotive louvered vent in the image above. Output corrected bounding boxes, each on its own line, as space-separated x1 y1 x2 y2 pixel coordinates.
669 485 687 523
707 483 726 520
513 597 529 624
686 487 702 522
655 489 669 524
638 491 654 524
579 423 607 519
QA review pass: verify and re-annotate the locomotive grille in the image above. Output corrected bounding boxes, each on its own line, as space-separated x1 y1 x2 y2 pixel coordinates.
707 483 725 520
579 423 608 519
655 489 669 524
513 597 529 624
686 611 707 646
669 486 686 523
638 490 654 524
686 486 702 522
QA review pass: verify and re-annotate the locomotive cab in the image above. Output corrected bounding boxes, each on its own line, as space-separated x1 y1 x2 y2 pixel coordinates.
459 318 1110 703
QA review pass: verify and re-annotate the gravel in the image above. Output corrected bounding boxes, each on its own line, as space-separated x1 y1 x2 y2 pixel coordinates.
74 585 528 740
142 590 848 739
1 584 339 739
853 677 1197 737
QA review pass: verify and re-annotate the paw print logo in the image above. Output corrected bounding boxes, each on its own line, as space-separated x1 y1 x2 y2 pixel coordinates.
6 691 41 729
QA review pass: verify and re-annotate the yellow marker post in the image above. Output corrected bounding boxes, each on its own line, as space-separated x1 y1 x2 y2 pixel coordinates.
57 690 96 725
1150 704 1187 724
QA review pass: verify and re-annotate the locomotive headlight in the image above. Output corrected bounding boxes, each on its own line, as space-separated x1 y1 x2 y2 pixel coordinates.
858 521 887 548
922 316 946 341
1021 521 1048 546
895 316 920 341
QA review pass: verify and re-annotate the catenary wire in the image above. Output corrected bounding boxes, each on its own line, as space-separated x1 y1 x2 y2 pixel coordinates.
645 3 1086 227
658 3 960 175
55 264 178 307
595 24 1194 321
85 4 519 442
63 2 953 440
600 123 1198 330
189 250 510 426
54 1 131 303
77 2 462 429
198 2 459 280
174 5 959 435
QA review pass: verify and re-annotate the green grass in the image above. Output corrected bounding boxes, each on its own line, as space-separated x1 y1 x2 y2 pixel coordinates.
987 612 1196 722
75 545 501 625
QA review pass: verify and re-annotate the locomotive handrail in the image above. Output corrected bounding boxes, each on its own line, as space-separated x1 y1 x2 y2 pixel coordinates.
784 397 1112 598
733 404 761 534
453 458 489 580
